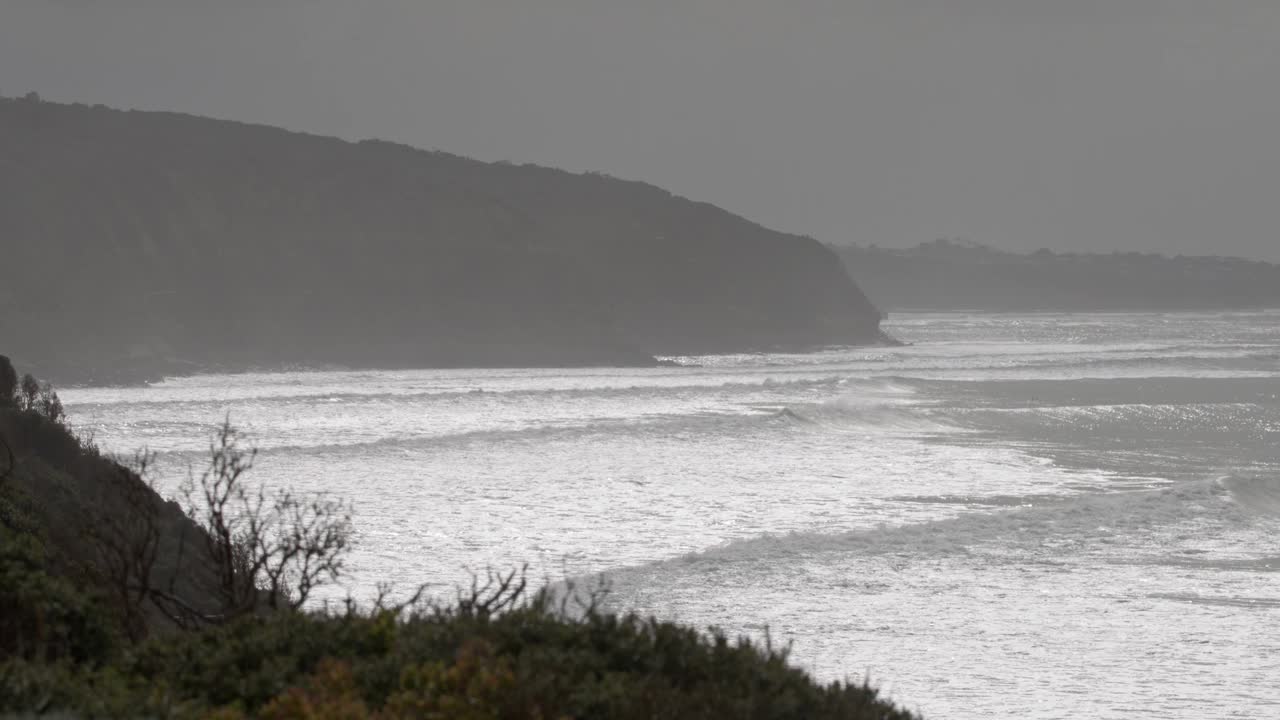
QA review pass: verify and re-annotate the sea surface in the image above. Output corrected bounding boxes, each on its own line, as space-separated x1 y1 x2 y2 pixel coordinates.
63 311 1280 719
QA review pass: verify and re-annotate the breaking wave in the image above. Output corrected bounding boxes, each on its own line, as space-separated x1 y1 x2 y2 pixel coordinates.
605 476 1269 579
1223 475 1280 517
71 375 863 413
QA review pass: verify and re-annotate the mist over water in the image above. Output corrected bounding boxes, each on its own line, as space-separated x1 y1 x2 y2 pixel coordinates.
63 311 1280 719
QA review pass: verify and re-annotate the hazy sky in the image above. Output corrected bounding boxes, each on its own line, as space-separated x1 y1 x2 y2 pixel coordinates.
4 1 1279 261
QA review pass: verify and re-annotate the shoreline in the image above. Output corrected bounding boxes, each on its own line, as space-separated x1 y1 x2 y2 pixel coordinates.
36 335 905 389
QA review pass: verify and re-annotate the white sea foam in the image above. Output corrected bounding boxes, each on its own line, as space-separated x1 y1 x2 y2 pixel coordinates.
57 310 1280 719
601 477 1249 578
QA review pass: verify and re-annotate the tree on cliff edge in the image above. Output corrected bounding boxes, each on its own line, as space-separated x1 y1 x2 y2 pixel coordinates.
0 356 16 405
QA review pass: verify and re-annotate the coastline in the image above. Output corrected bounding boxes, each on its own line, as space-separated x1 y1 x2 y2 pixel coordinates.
32 333 905 388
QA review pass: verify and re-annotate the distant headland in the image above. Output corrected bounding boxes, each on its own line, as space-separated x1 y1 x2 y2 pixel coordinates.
833 238 1280 312
0 94 887 385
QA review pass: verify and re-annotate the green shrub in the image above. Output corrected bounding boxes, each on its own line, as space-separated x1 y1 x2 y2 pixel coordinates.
8 588 914 719
0 530 118 665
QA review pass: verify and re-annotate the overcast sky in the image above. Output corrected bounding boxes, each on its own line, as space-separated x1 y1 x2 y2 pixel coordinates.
4 1 1279 261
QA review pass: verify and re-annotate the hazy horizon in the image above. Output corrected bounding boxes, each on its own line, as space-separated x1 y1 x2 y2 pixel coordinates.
6 5 1280 717
4 1 1279 262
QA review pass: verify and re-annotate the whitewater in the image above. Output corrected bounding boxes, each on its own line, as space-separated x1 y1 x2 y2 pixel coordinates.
62 311 1280 718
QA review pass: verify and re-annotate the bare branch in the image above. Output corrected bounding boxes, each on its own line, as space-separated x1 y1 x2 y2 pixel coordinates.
84 417 355 636
82 451 164 641
455 565 530 619
181 417 352 619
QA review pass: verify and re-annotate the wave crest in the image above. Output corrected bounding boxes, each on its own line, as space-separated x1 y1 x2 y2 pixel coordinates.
606 479 1251 581
1222 475 1280 517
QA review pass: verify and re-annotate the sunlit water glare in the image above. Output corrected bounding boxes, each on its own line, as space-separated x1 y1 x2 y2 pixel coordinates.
63 311 1280 719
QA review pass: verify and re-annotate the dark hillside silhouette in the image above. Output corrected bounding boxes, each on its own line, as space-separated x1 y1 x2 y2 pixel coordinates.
833 239 1280 312
0 96 885 383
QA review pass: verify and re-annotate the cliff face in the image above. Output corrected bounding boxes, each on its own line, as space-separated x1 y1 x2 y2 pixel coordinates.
0 97 883 382
833 240 1280 312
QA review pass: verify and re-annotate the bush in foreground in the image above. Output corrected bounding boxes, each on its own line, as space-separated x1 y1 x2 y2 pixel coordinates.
1 577 916 719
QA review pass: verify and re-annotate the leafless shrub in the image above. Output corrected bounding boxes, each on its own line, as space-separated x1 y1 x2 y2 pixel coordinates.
406 565 614 627
84 452 164 640
329 580 433 621
178 418 355 617
550 572 612 620
84 418 354 635
454 565 530 619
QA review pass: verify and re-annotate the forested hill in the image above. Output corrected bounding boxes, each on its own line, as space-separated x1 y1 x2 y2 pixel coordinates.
0 95 884 383
833 239 1280 312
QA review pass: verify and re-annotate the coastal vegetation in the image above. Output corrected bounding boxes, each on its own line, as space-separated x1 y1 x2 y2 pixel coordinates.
0 355 915 719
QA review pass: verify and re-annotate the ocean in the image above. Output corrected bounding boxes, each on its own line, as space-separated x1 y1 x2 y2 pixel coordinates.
62 310 1280 718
